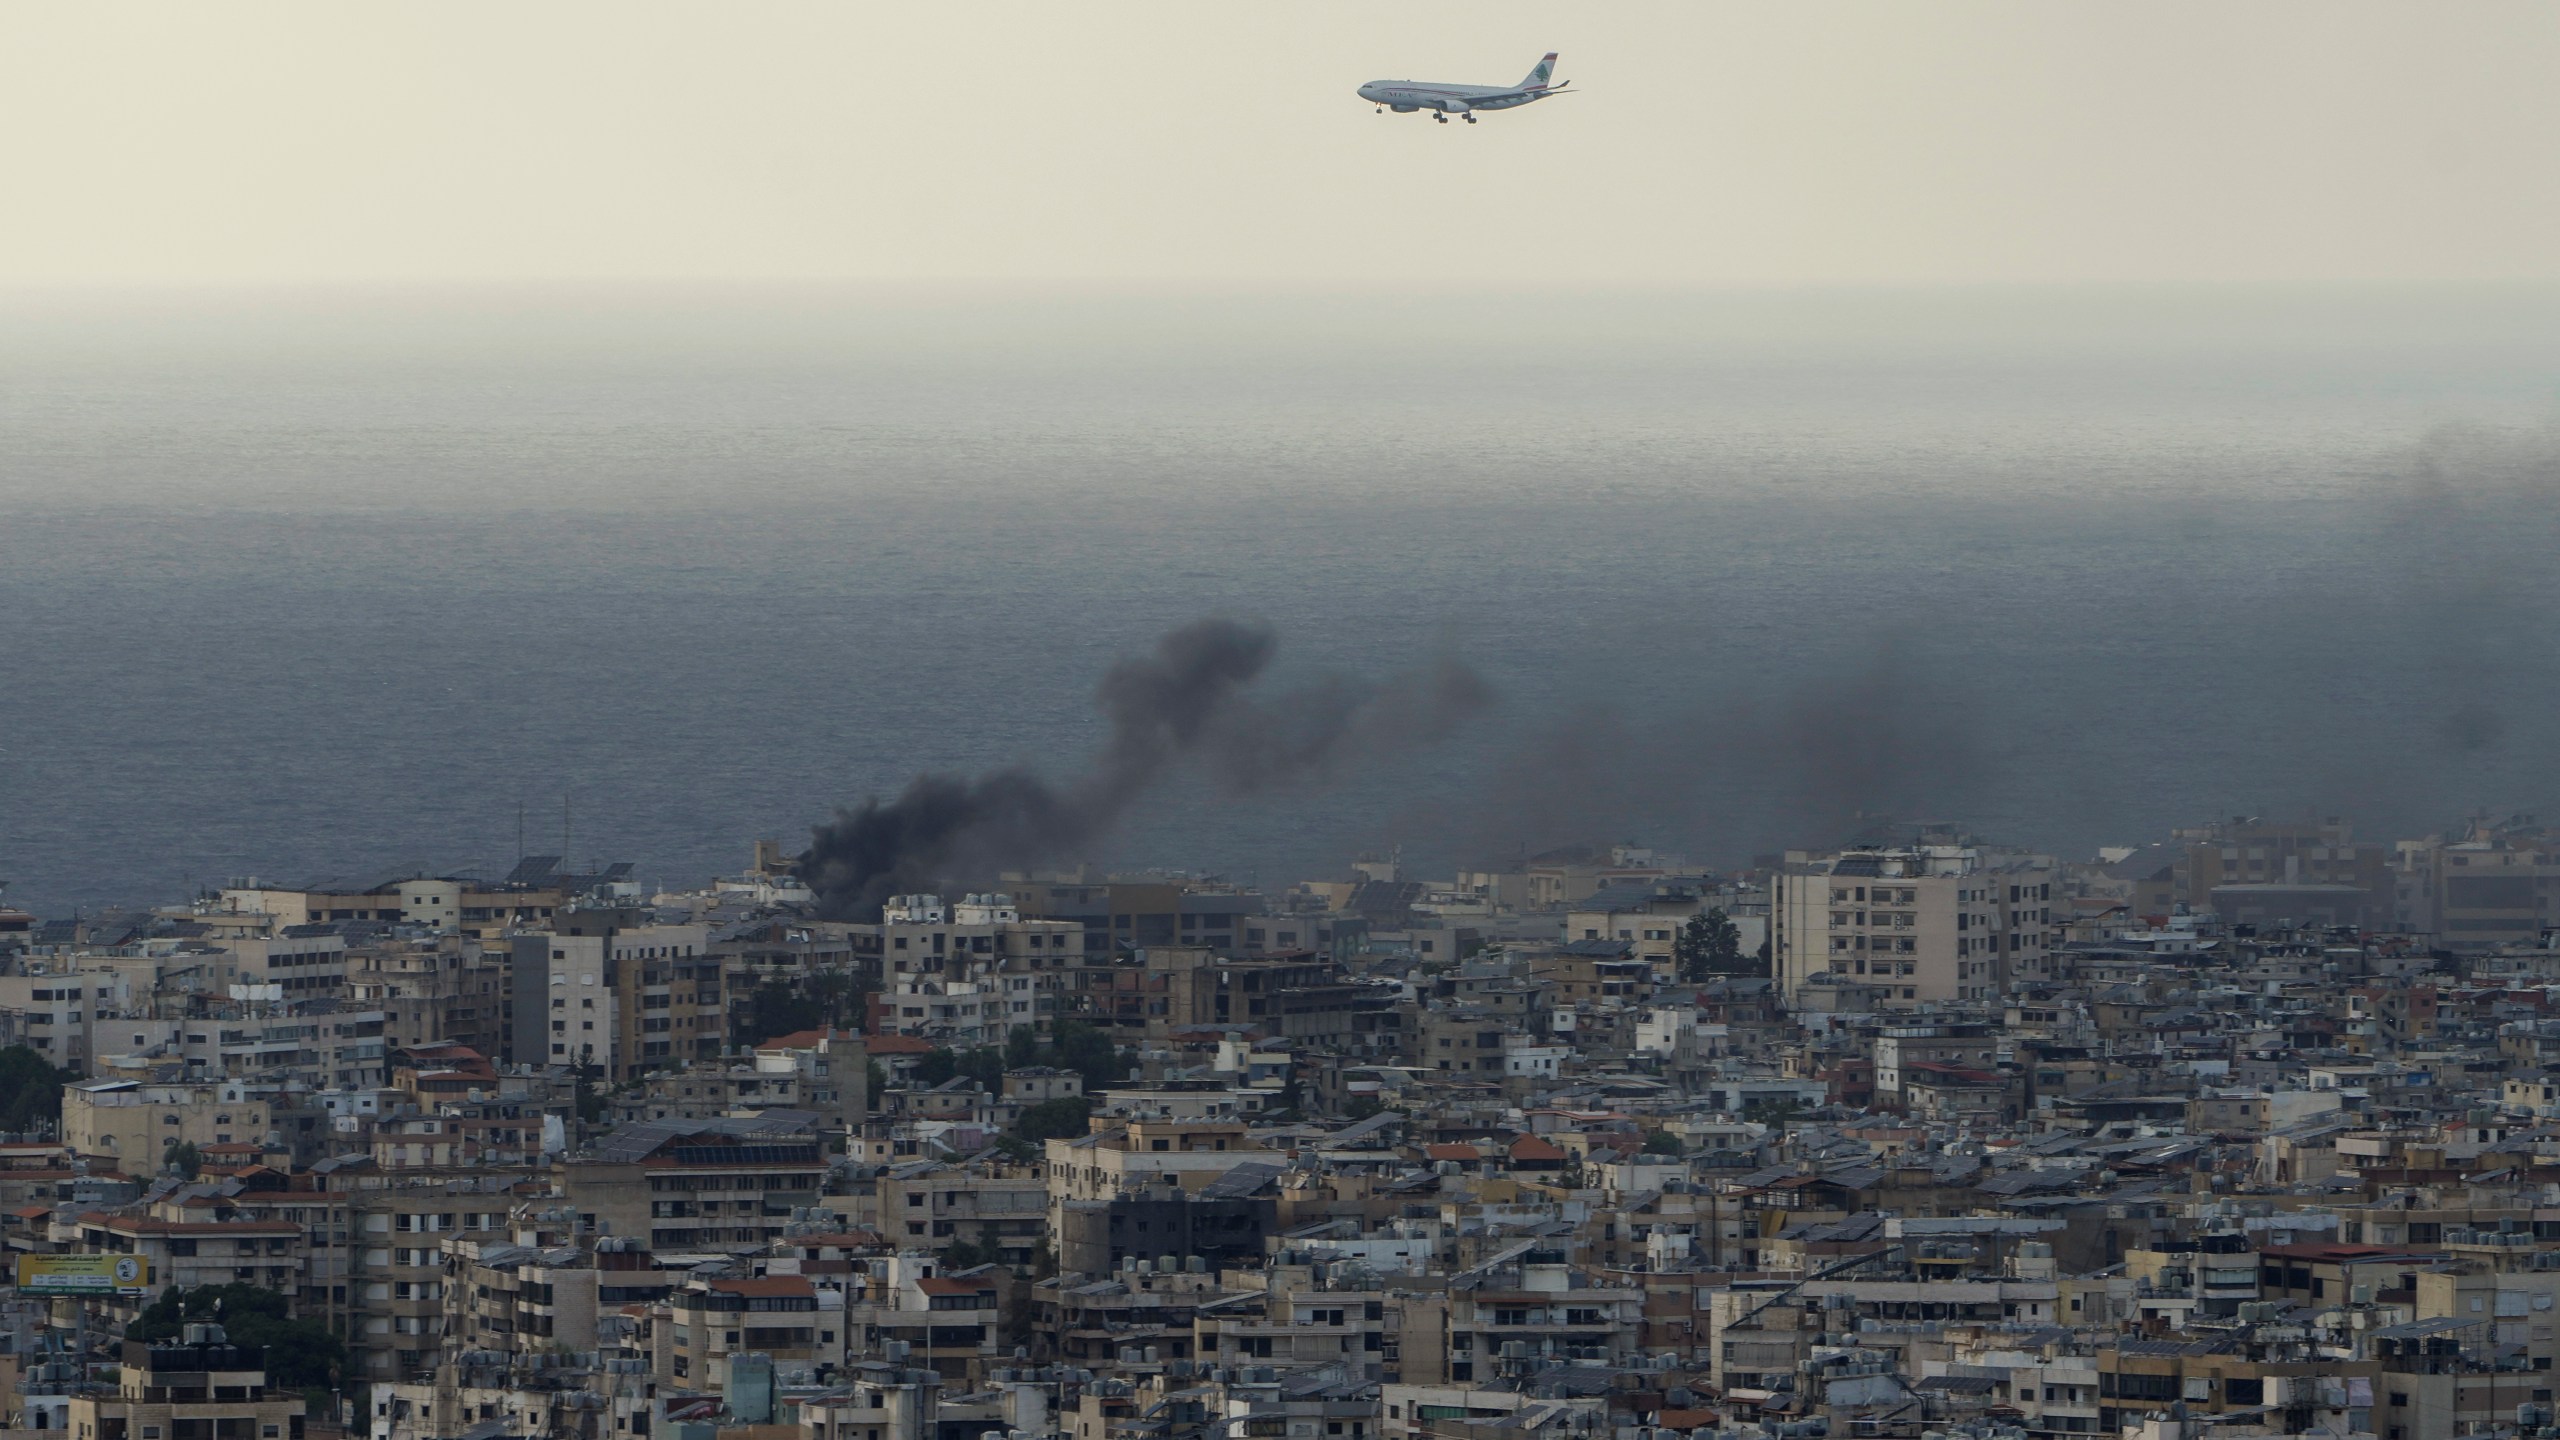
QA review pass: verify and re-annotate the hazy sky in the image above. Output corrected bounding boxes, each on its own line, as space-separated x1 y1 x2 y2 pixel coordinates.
6 2 2560 288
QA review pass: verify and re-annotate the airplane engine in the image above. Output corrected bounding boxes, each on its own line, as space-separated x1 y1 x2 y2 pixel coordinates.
1390 103 1419 113
1438 99 1471 115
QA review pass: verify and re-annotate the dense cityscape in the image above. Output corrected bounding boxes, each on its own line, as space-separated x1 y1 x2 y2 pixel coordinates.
0 813 2554 1440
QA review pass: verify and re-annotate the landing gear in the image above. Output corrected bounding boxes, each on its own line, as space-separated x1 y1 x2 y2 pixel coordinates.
1435 113 1448 123
1464 114 1476 123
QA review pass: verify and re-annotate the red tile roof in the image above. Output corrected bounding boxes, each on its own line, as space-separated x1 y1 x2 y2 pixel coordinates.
1425 1143 1484 1162
918 1275 998 1295
757 1028 860 1052
1508 1135 1567 1162
865 1034 935 1055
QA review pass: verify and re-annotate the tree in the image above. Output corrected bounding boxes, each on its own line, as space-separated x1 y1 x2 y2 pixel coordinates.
1012 1096 1095 1143
1639 1129 1685 1156
736 978 823 1048
1004 1027 1040 1069
804 968 864 1028
958 1047 1006 1091
1674 908 1748 982
162 1141 203 1180
1743 1096 1806 1128
573 1063 606 1126
732 969 875 1050
1042 1020 1132 1091
0 1047 71 1136
129 1284 345 1390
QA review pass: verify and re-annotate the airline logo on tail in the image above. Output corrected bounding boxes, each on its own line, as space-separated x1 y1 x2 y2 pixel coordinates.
1522 53 1557 89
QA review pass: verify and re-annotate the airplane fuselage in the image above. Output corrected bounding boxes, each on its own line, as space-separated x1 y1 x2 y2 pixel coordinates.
1356 80 1557 121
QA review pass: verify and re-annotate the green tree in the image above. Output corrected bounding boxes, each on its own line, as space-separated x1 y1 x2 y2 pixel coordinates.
730 969 875 1051
1743 1096 1806 1128
163 1141 203 1180
1012 1096 1095 1143
0 1047 72 1136
1004 1027 1040 1069
1675 908 1748 981
805 968 863 1028
911 1046 1005 1091
1043 1020 1132 1091
1639 1129 1685 1156
735 978 824 1048
573 1063 606 1126
128 1284 346 1390
958 1047 1006 1091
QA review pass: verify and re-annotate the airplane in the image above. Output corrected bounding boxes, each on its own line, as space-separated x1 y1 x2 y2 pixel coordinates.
1358 53 1569 124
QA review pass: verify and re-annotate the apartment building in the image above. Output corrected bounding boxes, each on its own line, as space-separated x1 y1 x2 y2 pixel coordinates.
216 874 567 935
507 933 618 1073
877 1159 1046 1266
220 930 350 1002
561 1115 831 1256
797 1360 944 1440
0 969 115 1070
871 893 1080 1048
1775 845 2058 1008
1563 881 1710 977
655 1271 847 1391
62 1080 272 1167
615 1028 867 1130
347 1180 538 1382
68 1329 304 1440
73 1212 305 1315
349 937 509 1058
838 1252 1004 1380
2401 828 2560 948
1197 1281 1394 1381
602 923 719 1079
1007 880 1267 960
1392 1253 1642 1385
2166 818 2395 928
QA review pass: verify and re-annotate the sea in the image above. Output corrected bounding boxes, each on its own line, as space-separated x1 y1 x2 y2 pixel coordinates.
5 285 2560 917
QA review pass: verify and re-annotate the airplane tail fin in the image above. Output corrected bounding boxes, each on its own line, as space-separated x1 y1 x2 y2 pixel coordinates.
1519 52 1558 90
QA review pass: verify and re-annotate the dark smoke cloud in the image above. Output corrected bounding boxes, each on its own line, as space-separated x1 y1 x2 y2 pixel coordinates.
1418 419 2560 870
2442 702 2505 754
1418 636 1979 868
799 620 1489 918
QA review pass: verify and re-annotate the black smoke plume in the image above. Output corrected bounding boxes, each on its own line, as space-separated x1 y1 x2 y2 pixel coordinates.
1416 635 1979 868
798 619 1489 918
